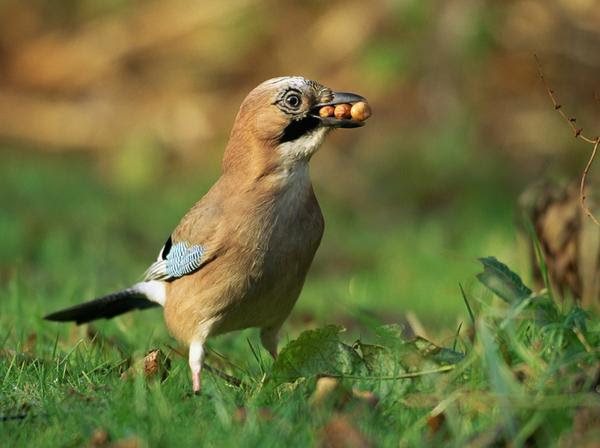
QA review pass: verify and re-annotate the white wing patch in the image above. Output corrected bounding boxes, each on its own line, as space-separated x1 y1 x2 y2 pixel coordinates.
144 241 205 281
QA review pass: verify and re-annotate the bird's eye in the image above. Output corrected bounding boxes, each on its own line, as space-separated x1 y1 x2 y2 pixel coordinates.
285 93 301 109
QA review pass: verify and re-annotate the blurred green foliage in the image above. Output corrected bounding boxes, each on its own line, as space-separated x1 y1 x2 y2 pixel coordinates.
2 1 600 445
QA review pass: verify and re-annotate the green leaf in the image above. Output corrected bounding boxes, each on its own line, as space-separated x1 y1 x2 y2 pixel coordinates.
270 325 366 384
357 325 464 374
266 324 464 403
476 257 532 303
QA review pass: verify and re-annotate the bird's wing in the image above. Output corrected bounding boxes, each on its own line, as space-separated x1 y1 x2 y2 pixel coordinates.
143 235 206 281
143 188 226 282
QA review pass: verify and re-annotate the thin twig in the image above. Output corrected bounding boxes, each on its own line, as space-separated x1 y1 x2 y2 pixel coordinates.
203 364 242 387
579 139 600 226
316 364 455 381
535 54 600 226
534 55 597 144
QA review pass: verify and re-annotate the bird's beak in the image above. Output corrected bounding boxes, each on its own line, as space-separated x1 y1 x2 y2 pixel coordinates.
311 91 368 128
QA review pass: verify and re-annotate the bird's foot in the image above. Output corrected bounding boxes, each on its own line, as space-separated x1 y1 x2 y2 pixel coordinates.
192 372 201 395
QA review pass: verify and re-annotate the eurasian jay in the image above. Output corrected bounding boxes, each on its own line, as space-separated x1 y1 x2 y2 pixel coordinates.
45 77 370 393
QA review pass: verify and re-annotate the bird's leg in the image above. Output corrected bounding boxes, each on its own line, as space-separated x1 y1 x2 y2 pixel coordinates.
260 326 280 359
188 340 205 395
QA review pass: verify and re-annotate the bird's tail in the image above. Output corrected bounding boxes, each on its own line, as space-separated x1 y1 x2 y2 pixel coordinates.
44 288 159 325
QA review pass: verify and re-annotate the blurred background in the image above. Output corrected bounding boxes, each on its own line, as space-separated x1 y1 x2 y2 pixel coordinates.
1 0 599 341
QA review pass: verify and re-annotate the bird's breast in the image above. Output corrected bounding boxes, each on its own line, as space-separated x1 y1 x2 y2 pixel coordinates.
214 169 324 332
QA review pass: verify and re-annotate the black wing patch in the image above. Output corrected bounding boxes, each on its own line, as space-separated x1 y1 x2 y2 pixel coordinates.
160 235 173 260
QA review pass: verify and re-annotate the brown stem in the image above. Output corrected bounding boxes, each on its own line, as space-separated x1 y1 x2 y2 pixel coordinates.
535 54 600 227
580 138 600 227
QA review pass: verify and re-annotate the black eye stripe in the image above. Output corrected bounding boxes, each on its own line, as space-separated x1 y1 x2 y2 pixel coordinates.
279 116 320 143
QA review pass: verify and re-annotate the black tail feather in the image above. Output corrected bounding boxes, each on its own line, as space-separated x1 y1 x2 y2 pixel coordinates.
44 289 159 325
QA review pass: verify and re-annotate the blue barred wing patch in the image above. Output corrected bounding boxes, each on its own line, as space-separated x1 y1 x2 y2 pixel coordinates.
144 241 205 281
165 242 205 277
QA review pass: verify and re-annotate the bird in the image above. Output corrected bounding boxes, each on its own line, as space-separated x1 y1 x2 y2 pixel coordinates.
45 76 370 394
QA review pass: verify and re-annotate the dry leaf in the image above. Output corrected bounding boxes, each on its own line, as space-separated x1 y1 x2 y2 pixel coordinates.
233 407 247 423
310 377 375 411
351 389 379 408
23 333 37 354
427 412 446 436
89 428 110 447
520 180 600 309
320 414 371 448
120 349 170 381
311 377 343 407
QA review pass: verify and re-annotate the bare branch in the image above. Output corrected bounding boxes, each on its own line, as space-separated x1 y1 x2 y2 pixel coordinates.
580 139 600 227
535 54 600 226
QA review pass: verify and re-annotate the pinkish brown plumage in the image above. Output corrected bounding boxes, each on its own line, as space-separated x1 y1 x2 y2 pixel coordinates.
45 77 370 393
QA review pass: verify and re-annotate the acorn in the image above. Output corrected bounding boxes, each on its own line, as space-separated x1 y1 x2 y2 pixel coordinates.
350 101 371 121
319 105 335 118
334 103 352 120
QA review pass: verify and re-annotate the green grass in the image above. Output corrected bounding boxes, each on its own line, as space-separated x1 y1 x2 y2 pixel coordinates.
1 151 599 446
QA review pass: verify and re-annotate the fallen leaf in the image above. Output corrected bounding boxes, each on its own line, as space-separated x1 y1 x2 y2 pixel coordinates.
350 389 379 408
143 349 168 377
23 333 37 354
233 407 247 423
320 414 371 448
311 377 345 407
120 349 170 381
271 326 367 385
310 377 379 411
426 412 446 436
89 428 110 447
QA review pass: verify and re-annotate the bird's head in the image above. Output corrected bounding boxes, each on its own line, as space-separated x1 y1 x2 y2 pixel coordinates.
223 76 369 175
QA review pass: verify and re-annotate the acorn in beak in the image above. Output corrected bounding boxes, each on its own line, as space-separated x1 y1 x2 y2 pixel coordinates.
311 91 371 128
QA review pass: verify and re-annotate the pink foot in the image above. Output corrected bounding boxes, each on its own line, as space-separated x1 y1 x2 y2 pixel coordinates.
192 372 201 395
